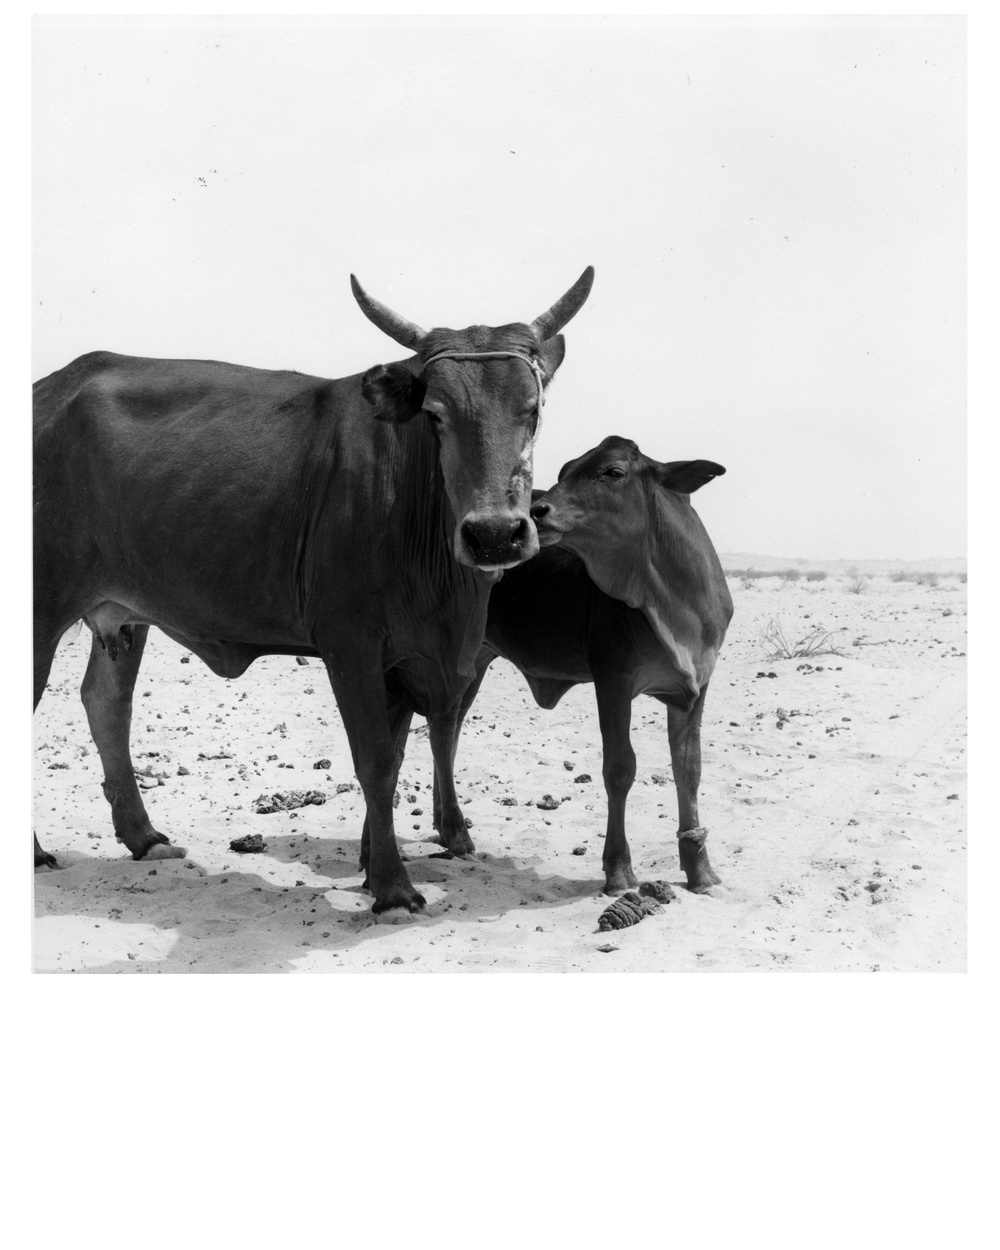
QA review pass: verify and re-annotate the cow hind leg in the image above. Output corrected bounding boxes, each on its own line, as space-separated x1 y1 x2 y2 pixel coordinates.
668 687 721 891
594 675 639 894
81 625 185 861
33 617 64 867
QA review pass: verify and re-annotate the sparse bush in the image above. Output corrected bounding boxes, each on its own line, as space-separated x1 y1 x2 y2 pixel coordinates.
846 574 867 594
780 568 801 582
805 570 827 582
740 577 754 591
761 617 846 660
915 572 939 588
890 570 911 583
959 572 968 584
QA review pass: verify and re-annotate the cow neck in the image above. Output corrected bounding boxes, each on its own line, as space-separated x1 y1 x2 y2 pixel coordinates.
420 350 546 424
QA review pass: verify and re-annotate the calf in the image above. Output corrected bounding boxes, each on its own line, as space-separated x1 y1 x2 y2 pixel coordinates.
430 436 732 894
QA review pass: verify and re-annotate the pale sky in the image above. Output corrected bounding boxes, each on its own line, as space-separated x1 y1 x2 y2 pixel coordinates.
32 13 966 560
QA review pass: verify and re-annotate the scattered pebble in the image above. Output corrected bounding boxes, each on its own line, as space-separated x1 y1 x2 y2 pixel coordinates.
574 774 591 784
295 656 309 666
572 846 587 856
313 758 331 770
596 944 619 954
536 794 560 810
230 833 267 853
252 790 326 814
177 765 190 776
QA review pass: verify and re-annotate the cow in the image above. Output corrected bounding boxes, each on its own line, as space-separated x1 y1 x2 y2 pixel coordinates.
428 435 732 895
33 268 594 913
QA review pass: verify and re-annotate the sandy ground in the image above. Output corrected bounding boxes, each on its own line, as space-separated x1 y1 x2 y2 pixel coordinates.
32 574 966 973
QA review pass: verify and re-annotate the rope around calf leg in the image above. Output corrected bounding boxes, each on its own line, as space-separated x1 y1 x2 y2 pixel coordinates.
677 826 709 847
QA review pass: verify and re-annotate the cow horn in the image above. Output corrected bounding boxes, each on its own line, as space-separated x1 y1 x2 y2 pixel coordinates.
350 275 427 351
529 266 595 341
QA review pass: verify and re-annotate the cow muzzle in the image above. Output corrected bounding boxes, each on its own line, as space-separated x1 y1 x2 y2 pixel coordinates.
457 511 538 570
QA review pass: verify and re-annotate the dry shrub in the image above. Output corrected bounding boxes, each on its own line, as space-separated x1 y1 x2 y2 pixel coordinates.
890 570 911 583
761 617 846 660
805 570 827 582
780 568 801 582
915 572 939 588
846 574 867 594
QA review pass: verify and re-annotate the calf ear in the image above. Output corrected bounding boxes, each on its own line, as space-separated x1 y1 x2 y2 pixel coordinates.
657 459 726 494
537 333 566 383
361 363 427 422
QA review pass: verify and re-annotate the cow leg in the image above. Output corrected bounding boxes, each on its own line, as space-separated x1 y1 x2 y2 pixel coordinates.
429 664 490 856
594 673 639 894
668 685 721 891
80 625 185 861
33 621 61 867
325 657 424 914
359 693 414 877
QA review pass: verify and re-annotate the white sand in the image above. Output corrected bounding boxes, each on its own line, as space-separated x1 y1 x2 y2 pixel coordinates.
33 574 966 973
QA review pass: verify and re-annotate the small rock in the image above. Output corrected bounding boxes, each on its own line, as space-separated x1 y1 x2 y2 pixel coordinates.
572 846 587 856
177 765 190 776
650 773 671 786
946 794 959 800
563 760 575 771
335 782 354 794
536 795 560 811
313 758 331 770
296 656 309 665
639 880 676 904
230 833 267 853
390 956 404 965
574 774 592 784
596 944 619 954
180 656 190 664
411 808 423 816
499 796 518 806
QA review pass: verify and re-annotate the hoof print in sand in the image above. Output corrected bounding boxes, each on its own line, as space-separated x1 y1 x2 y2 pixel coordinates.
597 890 664 931
229 833 267 853
252 789 327 815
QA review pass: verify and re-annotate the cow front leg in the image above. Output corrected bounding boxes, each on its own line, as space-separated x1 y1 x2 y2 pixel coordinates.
325 654 424 914
34 613 64 866
594 674 639 894
429 662 490 856
81 625 185 861
358 692 413 878
668 685 721 891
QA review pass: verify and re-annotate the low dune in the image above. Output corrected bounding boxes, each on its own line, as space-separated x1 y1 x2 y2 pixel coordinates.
33 572 966 973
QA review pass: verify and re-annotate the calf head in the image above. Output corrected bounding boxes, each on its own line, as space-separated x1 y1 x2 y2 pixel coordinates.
530 436 725 606
353 268 594 571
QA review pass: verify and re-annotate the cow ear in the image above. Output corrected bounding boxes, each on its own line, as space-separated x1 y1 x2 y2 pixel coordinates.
361 363 427 422
536 333 566 383
657 459 726 494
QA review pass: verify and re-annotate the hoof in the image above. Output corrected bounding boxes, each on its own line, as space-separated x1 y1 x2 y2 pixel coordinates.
603 866 639 895
442 832 476 858
371 886 427 915
686 870 723 894
143 843 187 861
35 851 58 870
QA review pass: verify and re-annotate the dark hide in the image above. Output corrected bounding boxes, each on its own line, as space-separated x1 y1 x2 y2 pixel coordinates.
429 437 733 895
32 323 574 910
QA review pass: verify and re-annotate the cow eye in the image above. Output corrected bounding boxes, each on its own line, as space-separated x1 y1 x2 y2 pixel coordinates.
602 466 627 479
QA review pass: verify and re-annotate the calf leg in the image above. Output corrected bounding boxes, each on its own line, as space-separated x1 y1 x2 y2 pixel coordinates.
668 685 721 891
80 625 185 861
325 650 424 914
594 674 639 893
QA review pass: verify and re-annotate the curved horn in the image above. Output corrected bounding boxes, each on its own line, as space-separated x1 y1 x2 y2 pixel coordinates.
529 266 595 341
350 275 427 351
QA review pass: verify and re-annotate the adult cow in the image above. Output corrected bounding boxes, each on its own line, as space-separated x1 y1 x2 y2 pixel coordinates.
33 268 594 913
429 435 732 895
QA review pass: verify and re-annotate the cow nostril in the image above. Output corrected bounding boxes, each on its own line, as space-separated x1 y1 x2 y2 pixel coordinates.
510 518 529 547
461 522 482 554
530 501 550 521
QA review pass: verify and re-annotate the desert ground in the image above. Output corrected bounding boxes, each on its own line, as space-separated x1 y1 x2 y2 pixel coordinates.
32 571 966 973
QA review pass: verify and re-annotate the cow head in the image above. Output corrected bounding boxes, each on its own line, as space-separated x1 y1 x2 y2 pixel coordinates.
353 268 594 571
530 436 725 604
